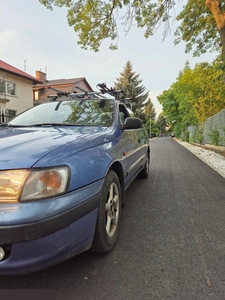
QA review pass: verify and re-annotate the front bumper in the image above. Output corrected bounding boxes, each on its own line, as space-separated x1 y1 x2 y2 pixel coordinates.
0 192 99 244
0 180 103 275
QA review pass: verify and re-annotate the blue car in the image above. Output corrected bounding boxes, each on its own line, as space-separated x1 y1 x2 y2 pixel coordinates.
0 88 150 275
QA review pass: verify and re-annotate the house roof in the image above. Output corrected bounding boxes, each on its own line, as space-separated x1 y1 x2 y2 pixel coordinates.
0 60 42 84
33 77 93 90
33 77 94 105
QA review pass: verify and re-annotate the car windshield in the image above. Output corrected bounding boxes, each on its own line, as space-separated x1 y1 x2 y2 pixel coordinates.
7 99 115 127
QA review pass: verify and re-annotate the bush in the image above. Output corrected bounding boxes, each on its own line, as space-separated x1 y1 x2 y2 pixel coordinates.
208 128 219 146
192 128 203 144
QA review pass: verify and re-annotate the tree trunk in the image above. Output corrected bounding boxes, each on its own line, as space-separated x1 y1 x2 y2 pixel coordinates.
205 0 225 55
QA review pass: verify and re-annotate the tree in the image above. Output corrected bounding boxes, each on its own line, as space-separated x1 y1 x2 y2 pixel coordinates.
205 0 225 55
154 113 168 136
143 96 156 136
39 0 225 55
114 61 150 120
157 88 180 125
144 96 156 121
157 57 225 136
174 0 220 57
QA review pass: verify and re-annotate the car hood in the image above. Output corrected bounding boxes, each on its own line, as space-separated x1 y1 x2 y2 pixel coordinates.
0 126 113 169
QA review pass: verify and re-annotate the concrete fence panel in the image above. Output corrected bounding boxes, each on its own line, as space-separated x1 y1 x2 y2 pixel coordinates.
187 109 225 146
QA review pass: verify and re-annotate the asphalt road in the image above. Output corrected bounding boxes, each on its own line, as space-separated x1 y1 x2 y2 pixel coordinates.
1 137 225 300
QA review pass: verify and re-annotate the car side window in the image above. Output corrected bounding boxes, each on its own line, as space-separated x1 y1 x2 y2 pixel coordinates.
119 104 130 125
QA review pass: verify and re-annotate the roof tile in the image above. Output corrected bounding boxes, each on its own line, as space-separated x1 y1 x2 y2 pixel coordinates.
0 60 42 83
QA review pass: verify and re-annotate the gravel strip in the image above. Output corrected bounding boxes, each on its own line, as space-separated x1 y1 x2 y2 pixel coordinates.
175 139 225 179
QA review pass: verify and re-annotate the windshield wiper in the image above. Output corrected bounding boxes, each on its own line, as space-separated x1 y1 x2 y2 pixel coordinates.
29 123 62 127
1 123 86 127
0 123 62 127
28 123 85 127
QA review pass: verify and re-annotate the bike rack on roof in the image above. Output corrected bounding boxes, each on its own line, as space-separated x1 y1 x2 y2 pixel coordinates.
96 83 131 106
46 83 131 106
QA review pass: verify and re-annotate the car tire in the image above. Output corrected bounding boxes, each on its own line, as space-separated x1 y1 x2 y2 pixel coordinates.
138 154 149 179
90 170 122 253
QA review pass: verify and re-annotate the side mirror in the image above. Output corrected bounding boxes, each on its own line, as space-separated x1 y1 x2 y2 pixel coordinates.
123 117 143 129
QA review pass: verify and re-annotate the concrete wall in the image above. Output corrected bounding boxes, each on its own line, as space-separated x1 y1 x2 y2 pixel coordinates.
188 109 225 146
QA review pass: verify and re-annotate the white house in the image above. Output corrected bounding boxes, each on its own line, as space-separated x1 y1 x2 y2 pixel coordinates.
0 60 94 122
0 60 41 122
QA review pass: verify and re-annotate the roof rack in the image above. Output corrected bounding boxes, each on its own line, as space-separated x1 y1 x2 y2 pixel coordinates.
96 83 121 99
46 83 131 106
96 83 131 106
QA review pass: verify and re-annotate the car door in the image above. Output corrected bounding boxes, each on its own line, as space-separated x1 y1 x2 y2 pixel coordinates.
118 104 148 187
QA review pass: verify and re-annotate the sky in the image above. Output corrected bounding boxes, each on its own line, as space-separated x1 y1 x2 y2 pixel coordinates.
0 0 218 116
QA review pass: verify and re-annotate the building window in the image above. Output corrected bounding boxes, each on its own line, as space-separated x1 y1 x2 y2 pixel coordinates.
5 109 17 121
0 80 5 94
0 80 16 96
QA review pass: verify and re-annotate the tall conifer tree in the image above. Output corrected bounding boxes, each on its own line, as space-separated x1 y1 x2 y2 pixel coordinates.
114 61 152 120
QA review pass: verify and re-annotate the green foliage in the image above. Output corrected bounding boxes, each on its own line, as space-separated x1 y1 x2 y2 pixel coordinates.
39 0 225 55
174 0 221 56
154 113 168 135
158 56 225 137
144 118 155 136
36 0 195 53
208 127 220 145
39 0 225 56
114 61 153 121
144 96 156 121
196 128 203 144
191 127 203 144
221 125 225 144
39 0 119 51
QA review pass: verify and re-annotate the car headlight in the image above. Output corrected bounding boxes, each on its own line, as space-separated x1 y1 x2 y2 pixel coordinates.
0 170 29 202
0 166 70 202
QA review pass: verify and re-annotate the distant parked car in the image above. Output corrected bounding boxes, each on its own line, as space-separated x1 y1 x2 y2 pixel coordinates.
171 132 175 137
0 86 150 275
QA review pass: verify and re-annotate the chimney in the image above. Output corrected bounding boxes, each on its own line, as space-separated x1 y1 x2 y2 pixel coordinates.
36 70 46 83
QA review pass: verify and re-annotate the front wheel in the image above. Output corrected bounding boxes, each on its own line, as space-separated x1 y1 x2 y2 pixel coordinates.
91 170 122 253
